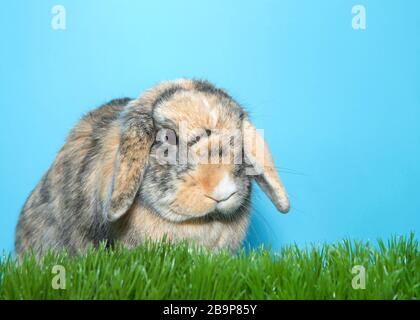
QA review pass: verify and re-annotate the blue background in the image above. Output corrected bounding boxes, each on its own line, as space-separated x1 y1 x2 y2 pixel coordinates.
1 1 419 253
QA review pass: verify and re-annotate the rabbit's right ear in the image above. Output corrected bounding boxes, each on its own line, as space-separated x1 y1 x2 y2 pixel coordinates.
242 118 290 213
104 107 155 222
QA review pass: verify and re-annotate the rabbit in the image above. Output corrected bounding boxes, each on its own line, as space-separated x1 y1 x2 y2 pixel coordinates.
15 79 289 257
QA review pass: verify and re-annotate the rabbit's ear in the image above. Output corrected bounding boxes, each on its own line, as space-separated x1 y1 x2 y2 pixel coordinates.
242 119 290 213
105 108 155 221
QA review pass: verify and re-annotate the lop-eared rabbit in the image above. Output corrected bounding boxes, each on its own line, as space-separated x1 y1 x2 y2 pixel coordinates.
15 79 289 257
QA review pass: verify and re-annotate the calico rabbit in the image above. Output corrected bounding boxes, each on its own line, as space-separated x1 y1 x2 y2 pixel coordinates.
15 79 289 256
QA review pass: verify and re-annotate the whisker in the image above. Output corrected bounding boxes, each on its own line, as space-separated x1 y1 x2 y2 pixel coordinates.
239 197 279 247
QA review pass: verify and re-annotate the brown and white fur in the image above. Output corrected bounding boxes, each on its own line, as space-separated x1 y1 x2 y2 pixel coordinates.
15 79 289 257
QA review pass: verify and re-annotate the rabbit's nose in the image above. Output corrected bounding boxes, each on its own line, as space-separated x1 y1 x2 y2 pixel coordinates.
211 174 238 203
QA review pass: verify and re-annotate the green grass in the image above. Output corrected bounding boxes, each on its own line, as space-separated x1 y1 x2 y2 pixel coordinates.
1 234 418 300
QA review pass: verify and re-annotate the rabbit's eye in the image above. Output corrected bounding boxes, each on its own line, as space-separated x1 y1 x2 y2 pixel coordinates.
164 128 178 146
188 129 212 147
189 135 201 146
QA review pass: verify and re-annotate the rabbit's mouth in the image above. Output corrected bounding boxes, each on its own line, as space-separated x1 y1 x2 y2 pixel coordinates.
155 193 245 223
162 207 246 224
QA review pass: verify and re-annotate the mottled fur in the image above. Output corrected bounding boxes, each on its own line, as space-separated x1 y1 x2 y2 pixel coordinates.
15 79 289 257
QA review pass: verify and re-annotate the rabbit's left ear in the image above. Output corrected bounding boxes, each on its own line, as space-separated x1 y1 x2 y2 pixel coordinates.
242 119 290 213
105 107 155 221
